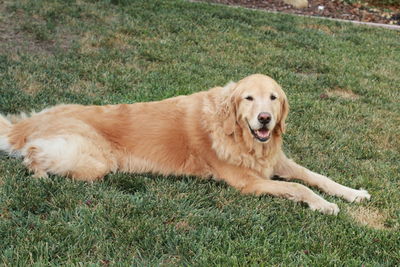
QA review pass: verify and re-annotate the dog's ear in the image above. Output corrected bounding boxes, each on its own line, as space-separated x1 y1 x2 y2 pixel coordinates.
223 103 236 135
275 92 289 135
220 82 237 135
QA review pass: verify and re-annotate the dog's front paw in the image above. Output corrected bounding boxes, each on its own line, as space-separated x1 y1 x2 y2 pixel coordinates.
344 188 371 203
309 200 340 216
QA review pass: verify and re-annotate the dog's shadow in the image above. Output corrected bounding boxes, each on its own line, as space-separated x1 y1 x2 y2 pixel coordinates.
103 172 230 196
103 173 149 194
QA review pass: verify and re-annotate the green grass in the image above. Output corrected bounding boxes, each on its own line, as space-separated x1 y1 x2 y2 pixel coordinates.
0 0 399 265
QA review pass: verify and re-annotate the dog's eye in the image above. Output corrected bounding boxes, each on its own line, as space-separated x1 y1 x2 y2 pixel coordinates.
270 94 277 100
245 96 254 101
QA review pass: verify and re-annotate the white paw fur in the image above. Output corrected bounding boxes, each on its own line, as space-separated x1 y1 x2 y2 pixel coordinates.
309 201 340 216
344 188 371 203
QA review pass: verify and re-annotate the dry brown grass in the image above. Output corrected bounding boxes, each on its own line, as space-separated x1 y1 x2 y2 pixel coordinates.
368 111 400 151
68 80 105 96
13 67 44 95
79 32 101 54
175 221 192 231
259 25 278 32
79 31 132 54
103 32 132 50
373 59 399 80
326 88 360 100
348 206 389 230
301 24 334 35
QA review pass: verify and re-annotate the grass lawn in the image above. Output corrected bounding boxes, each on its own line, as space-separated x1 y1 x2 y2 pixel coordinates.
0 0 399 265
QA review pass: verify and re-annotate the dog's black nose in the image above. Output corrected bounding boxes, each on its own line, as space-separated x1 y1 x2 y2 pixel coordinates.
258 112 271 124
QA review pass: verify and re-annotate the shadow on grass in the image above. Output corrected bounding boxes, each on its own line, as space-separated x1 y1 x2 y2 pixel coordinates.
103 171 230 196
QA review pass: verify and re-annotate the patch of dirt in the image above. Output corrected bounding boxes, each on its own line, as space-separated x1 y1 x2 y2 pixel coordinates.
326 88 360 99
348 206 389 230
0 1 75 57
0 1 50 56
198 0 400 25
0 15 53 56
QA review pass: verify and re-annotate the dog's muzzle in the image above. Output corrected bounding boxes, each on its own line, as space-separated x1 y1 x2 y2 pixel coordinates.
247 120 271 142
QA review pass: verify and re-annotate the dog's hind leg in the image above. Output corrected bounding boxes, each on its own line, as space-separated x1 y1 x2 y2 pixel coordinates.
22 135 117 181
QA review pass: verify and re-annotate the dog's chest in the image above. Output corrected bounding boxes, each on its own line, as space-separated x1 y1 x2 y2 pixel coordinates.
212 138 276 178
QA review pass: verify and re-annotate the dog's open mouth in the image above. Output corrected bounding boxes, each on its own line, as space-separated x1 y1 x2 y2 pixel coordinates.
245 119 271 142
252 127 271 142
249 126 271 142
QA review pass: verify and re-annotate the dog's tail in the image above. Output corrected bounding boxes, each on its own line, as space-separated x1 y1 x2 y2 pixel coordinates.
0 114 14 155
1 112 35 157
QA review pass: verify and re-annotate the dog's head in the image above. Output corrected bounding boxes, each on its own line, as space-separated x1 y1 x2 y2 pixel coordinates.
221 74 289 143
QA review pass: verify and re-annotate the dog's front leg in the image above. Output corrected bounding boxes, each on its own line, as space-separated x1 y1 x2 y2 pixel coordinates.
273 152 371 203
214 163 339 215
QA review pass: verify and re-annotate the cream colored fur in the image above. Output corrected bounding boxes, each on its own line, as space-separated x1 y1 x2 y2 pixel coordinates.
0 74 370 214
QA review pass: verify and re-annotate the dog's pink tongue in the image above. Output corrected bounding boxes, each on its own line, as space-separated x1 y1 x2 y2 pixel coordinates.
256 129 270 138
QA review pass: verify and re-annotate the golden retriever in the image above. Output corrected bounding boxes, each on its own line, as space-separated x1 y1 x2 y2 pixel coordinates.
0 74 370 215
